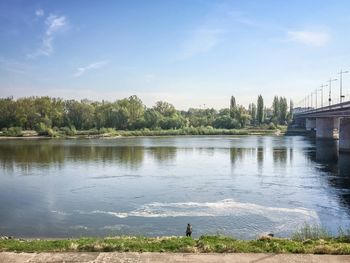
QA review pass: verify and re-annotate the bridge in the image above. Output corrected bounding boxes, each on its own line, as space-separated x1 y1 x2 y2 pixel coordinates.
294 101 350 152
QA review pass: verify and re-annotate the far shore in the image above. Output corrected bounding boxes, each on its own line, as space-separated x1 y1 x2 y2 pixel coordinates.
0 126 308 140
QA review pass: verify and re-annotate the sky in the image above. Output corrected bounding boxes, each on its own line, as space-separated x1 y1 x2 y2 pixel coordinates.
1 0 350 109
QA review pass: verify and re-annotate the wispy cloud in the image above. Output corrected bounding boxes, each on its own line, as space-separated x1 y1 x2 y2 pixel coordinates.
45 15 66 36
286 31 331 47
0 58 34 75
178 28 224 60
74 61 108 77
35 9 44 17
28 14 67 58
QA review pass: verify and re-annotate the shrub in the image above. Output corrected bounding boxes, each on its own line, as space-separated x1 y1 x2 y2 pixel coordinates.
35 122 50 135
268 122 276 130
61 126 76 136
3 127 23 137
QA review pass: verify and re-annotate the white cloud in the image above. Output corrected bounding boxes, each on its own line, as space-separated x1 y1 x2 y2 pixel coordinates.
35 9 44 17
74 61 108 77
178 28 224 60
28 14 67 58
45 15 67 36
286 31 330 47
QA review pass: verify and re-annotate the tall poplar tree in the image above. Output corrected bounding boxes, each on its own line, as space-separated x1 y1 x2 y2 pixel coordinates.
257 95 264 124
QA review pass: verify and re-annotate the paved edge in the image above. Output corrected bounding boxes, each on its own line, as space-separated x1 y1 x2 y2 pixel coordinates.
2 252 350 263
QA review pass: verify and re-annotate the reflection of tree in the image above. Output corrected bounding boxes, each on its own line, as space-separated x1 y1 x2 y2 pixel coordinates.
148 147 177 163
272 147 287 164
289 148 293 162
0 141 145 171
230 148 256 164
257 147 264 172
0 141 65 170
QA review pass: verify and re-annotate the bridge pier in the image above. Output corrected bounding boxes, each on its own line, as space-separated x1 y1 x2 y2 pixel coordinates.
305 118 316 131
339 118 350 152
316 117 339 139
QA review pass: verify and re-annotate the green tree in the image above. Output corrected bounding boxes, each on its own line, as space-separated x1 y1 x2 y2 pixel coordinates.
0 97 17 128
257 95 264 124
144 108 162 129
230 96 236 118
279 97 288 124
272 96 280 124
153 101 176 117
289 100 294 121
248 103 257 125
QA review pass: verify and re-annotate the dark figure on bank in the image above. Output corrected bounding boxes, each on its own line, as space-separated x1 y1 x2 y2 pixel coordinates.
186 223 192 237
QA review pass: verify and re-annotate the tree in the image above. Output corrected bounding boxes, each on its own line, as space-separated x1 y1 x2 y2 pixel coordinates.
144 108 162 129
272 96 280 124
213 115 239 129
257 95 264 124
0 97 17 128
230 96 236 118
248 103 257 125
153 101 176 117
279 97 288 124
236 106 251 128
289 100 294 121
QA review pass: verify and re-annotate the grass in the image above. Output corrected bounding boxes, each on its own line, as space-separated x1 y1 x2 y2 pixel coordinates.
0 126 284 138
2 234 350 254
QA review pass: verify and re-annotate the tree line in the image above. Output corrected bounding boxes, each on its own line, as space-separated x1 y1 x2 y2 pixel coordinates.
0 95 293 134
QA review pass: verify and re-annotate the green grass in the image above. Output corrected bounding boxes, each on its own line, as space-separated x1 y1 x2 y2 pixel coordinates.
2 235 350 254
70 127 279 137
0 126 284 138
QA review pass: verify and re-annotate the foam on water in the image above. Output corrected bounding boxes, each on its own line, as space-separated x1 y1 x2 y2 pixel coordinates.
78 199 320 231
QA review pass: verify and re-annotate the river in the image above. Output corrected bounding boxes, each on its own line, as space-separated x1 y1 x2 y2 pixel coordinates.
0 135 349 239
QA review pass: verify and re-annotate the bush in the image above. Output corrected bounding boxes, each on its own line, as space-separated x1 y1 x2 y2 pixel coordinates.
35 122 50 136
268 122 276 130
60 126 76 136
47 128 59 137
3 127 23 137
99 127 117 135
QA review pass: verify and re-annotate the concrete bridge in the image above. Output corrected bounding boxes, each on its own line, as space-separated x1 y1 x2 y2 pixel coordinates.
293 101 350 152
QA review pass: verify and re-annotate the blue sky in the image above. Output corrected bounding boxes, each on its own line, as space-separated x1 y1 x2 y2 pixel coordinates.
1 0 350 109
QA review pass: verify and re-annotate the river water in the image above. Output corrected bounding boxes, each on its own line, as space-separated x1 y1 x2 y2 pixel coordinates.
0 136 350 239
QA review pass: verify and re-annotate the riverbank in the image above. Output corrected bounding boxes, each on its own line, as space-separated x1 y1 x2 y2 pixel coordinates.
0 127 286 139
1 235 350 254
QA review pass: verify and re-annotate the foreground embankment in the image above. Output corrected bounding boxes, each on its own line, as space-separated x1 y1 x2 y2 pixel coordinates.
1 236 350 254
2 252 350 263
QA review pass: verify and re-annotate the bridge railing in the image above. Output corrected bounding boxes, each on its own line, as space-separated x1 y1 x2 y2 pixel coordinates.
294 100 350 116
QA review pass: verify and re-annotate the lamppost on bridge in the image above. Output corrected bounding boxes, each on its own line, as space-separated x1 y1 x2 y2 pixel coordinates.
328 78 338 106
338 69 349 104
320 84 327 108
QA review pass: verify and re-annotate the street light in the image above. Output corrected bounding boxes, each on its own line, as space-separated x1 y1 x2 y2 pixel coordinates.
311 92 314 109
320 84 327 107
338 69 349 103
328 78 338 106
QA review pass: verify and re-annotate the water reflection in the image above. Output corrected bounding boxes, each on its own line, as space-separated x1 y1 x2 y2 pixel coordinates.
0 142 146 170
315 140 339 163
148 147 177 163
304 138 350 216
230 148 256 164
273 147 288 163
